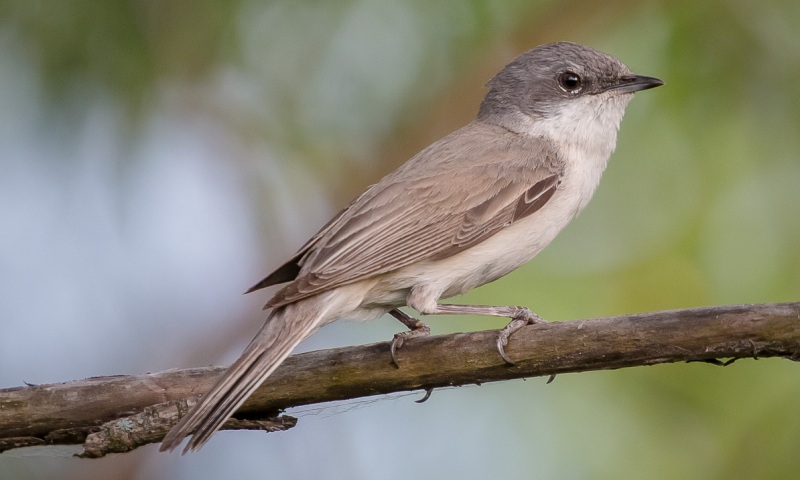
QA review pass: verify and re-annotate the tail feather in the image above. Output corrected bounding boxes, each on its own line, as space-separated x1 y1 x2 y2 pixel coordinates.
159 302 326 453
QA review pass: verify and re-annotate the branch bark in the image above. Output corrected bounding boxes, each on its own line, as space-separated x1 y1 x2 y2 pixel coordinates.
1 302 798 457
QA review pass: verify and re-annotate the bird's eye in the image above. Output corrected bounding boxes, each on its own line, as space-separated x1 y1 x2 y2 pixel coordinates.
558 71 582 92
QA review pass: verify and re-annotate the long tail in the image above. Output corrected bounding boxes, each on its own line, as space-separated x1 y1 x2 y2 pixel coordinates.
159 301 327 453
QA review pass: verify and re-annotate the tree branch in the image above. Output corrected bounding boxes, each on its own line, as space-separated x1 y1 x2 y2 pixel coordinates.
2 302 798 457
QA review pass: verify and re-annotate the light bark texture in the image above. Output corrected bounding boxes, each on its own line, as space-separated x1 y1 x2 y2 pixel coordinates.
1 302 798 457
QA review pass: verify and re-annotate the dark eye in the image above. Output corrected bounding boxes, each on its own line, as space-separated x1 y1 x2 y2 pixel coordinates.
558 71 582 92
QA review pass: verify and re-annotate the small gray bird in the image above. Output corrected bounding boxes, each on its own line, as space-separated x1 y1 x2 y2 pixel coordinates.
161 41 663 453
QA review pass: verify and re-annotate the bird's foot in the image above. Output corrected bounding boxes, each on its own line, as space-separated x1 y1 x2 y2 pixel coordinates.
496 307 547 365
388 308 431 367
391 322 431 368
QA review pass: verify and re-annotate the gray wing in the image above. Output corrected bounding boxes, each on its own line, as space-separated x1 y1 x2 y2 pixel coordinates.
260 125 563 308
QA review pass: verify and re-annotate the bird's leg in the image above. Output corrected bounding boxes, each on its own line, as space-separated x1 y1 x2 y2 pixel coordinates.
426 304 547 365
389 308 431 367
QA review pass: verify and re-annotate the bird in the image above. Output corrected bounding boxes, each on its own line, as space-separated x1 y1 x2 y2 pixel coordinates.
160 41 663 453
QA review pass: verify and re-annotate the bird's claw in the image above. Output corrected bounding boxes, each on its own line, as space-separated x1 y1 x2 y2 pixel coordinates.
390 322 430 367
496 307 547 365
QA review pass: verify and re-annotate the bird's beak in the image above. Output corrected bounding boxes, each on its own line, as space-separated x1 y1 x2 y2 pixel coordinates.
605 74 664 94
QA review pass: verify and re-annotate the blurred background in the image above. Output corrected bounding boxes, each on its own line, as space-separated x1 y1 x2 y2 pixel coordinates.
1 0 799 478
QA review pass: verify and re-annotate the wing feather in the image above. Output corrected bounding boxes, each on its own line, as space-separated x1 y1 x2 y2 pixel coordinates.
263 123 563 307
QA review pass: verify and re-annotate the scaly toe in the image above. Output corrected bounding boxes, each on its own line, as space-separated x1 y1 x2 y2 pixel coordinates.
390 324 430 368
496 335 515 365
390 334 406 368
496 316 534 365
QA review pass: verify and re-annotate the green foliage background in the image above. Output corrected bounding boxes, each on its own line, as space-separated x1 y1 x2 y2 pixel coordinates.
1 1 798 479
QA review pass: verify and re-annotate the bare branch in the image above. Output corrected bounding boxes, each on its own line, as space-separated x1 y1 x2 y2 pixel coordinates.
1 302 798 457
